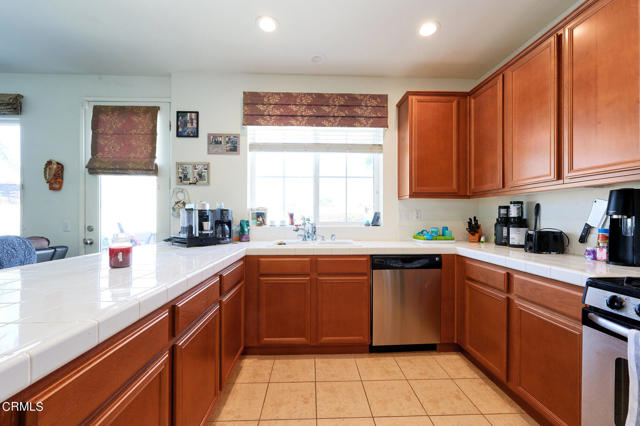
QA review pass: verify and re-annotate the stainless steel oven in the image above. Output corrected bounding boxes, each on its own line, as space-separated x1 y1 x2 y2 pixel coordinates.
582 277 640 426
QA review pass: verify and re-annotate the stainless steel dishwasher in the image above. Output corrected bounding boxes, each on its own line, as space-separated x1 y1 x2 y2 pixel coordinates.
371 255 441 347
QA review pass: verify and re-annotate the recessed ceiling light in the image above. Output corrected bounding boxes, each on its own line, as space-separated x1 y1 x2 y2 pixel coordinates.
311 55 325 64
419 21 439 37
257 16 278 33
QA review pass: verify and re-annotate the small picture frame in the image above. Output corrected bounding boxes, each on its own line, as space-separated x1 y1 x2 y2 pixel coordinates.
250 207 267 226
176 111 199 138
208 133 240 154
176 162 209 185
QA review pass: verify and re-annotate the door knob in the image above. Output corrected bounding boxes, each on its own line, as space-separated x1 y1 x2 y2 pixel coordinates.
83 238 94 245
86 225 94 232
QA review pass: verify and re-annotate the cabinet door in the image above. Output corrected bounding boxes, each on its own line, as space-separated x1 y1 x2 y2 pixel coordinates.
410 96 465 195
564 0 640 180
220 282 245 388
316 276 370 345
505 36 559 188
259 276 312 345
509 300 581 426
174 306 220 426
89 353 170 426
470 75 503 193
464 280 508 381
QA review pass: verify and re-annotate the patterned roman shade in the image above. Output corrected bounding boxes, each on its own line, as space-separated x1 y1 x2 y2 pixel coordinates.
0 94 23 115
243 91 388 128
86 105 160 175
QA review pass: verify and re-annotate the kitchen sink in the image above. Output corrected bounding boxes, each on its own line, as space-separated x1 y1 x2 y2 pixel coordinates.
271 239 356 246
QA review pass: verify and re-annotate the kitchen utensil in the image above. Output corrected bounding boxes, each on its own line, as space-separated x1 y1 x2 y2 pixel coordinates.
579 198 608 243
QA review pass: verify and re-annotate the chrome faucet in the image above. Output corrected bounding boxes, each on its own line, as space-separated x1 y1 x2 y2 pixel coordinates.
293 221 317 241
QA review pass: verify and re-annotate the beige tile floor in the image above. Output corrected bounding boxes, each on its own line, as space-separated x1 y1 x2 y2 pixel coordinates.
209 352 539 426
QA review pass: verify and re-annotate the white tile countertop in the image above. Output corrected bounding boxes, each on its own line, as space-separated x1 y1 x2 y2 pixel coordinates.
1 239 639 401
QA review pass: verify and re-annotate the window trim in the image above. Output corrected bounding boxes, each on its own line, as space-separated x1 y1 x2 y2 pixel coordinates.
0 117 22 236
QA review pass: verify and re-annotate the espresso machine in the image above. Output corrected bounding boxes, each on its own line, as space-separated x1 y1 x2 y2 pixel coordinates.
606 188 640 266
171 202 217 247
214 208 233 244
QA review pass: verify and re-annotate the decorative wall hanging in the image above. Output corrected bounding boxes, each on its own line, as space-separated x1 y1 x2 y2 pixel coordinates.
176 162 209 185
171 187 190 217
0 94 23 115
86 105 159 175
43 159 64 191
207 133 239 154
250 207 267 226
242 91 388 128
176 111 199 137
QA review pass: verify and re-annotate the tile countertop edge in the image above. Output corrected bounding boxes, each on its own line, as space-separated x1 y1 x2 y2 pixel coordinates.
2 240 637 401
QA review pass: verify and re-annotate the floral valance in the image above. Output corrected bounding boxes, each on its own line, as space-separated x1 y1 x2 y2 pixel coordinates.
86 105 160 175
243 91 388 128
0 94 23 115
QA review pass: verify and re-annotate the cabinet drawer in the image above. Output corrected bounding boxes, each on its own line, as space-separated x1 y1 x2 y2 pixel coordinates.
317 256 369 275
258 257 311 275
25 311 170 426
88 352 170 426
464 259 507 292
173 277 220 336
511 272 583 321
221 260 244 294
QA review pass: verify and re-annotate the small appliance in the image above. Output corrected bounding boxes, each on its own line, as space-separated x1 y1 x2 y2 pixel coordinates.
607 188 640 266
524 203 568 254
171 202 217 247
582 276 640 425
214 208 233 244
494 205 509 246
508 201 528 248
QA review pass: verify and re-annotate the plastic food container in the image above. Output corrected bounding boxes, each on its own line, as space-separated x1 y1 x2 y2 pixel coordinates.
109 234 132 268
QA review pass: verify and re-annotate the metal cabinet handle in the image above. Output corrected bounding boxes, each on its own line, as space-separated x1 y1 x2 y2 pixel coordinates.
83 238 94 246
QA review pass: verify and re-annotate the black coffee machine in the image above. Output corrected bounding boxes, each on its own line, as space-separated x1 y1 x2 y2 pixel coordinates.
607 188 640 266
214 208 233 244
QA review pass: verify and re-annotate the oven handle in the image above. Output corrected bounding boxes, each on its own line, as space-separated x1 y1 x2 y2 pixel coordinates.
588 313 631 338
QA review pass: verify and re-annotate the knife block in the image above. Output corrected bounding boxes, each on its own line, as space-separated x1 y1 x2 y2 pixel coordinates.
468 225 482 242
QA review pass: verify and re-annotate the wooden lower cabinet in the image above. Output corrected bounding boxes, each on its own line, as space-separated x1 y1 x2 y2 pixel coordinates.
458 258 582 426
258 276 312 345
464 280 508 381
89 352 171 426
173 306 220 426
220 282 245 388
509 300 581 426
316 276 370 344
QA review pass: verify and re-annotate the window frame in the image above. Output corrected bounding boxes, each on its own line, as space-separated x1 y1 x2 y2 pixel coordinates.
248 127 383 226
0 117 22 236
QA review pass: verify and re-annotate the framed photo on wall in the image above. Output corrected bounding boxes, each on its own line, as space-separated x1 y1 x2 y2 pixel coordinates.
176 111 199 137
176 162 209 185
207 133 239 154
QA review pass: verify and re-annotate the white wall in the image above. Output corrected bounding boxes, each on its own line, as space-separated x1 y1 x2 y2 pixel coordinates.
171 72 478 241
0 73 170 256
477 182 640 255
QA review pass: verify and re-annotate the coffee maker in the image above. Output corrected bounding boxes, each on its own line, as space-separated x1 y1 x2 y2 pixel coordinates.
214 208 233 244
606 188 640 266
172 202 217 247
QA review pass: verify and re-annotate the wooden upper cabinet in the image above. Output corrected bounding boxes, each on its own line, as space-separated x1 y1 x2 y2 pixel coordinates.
504 35 560 188
563 0 640 181
397 93 468 198
470 76 504 194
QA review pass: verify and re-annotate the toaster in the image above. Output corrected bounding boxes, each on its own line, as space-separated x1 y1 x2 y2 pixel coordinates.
524 229 567 254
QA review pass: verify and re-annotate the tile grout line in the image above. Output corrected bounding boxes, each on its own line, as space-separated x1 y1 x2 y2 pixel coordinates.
354 356 376 422
257 357 276 421
396 355 431 418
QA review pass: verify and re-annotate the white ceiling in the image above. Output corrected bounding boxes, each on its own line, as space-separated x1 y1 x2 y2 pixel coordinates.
0 0 577 79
